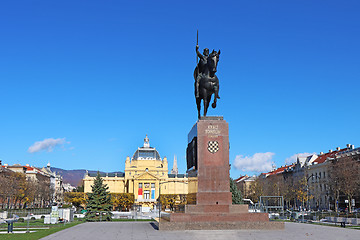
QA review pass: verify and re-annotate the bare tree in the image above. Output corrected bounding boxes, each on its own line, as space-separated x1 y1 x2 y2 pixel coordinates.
248 177 264 203
329 155 360 212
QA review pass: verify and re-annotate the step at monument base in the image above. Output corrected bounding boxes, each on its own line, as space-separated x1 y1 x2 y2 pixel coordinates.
158 204 285 230
185 204 249 213
158 219 284 231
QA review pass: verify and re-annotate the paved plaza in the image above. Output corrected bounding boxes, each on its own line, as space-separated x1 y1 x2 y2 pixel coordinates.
40 221 360 240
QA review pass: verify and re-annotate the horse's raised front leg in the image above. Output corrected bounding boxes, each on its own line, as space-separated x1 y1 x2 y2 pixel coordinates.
212 94 217 108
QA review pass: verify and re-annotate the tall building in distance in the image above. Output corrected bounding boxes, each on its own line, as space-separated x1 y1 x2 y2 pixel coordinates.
171 155 178 175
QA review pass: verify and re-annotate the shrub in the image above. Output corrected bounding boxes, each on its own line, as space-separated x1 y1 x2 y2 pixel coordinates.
18 218 25 222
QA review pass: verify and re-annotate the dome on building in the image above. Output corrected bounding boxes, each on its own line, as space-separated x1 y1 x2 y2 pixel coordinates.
132 135 161 160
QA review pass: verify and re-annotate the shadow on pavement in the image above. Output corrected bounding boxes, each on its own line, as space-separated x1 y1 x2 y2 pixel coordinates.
149 222 159 230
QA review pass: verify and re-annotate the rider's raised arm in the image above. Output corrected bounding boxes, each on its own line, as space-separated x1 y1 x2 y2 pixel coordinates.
196 45 205 60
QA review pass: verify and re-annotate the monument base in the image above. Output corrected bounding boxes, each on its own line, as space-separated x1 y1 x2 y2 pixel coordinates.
164 118 284 230
158 204 284 230
159 219 284 231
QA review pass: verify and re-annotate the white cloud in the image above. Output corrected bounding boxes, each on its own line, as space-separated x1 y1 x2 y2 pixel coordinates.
28 138 69 153
233 152 275 173
284 152 316 165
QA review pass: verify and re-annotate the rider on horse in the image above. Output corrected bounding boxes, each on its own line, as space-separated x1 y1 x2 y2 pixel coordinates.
195 45 220 100
195 45 209 98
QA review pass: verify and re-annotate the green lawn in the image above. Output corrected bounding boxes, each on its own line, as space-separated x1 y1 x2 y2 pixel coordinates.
0 218 154 240
0 218 86 228
0 220 84 240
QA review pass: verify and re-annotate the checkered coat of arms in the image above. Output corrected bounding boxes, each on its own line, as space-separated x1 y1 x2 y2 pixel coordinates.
207 141 219 153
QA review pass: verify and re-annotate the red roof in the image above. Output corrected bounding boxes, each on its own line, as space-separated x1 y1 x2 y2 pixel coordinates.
313 148 348 164
263 164 294 177
24 166 34 171
234 175 247 182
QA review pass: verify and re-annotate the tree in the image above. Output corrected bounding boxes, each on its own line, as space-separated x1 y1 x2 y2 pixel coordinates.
295 176 312 210
159 194 178 211
248 178 264 203
282 178 296 209
85 172 112 221
230 178 243 204
329 156 360 212
111 193 134 211
75 184 84 192
64 192 87 209
0 172 16 209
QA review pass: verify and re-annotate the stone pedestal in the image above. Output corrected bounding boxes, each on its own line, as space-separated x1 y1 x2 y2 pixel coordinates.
196 117 231 206
159 117 284 230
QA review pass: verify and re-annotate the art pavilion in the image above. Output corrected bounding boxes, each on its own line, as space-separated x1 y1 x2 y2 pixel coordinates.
83 135 197 208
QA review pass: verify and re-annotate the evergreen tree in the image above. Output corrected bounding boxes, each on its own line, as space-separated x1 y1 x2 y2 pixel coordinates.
85 172 113 221
230 178 243 204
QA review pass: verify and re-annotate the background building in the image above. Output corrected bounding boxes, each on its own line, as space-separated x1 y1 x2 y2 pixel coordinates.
234 175 256 199
83 136 196 208
0 162 64 208
254 144 360 211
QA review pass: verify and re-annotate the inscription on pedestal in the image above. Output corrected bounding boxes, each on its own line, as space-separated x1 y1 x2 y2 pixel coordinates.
205 125 221 137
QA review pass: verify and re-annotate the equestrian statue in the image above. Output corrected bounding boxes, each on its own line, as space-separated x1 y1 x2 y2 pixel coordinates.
194 42 221 119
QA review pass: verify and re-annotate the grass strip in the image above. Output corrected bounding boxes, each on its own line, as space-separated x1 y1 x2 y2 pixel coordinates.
0 220 84 240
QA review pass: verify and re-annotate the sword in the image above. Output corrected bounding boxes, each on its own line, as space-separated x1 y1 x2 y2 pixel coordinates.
196 30 199 64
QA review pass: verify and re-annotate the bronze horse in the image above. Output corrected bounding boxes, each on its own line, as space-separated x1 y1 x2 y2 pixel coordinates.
194 50 220 119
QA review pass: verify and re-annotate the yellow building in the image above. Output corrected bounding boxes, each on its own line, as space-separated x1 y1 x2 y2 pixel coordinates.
83 135 197 208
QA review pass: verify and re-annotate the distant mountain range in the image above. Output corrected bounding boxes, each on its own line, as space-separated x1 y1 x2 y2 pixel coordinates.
50 167 123 187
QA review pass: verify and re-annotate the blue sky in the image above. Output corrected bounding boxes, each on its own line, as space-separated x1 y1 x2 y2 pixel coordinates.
1 0 359 179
